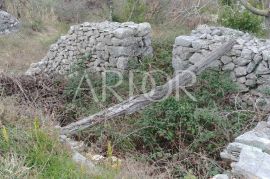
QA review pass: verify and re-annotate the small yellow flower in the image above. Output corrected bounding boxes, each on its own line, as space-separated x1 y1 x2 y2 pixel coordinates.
107 140 113 158
2 126 9 143
34 117 40 130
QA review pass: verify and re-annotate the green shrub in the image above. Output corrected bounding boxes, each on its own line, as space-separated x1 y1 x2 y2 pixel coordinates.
218 6 263 34
113 0 147 23
132 71 251 177
219 0 235 6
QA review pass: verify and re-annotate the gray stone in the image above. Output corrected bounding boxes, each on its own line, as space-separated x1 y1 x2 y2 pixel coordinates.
246 62 256 74
253 54 263 64
108 46 134 57
210 60 222 68
26 21 153 75
262 50 270 62
235 122 270 153
222 62 235 71
211 29 222 36
199 33 207 39
230 49 242 56
175 36 196 47
237 77 246 84
234 57 250 66
209 43 222 51
189 53 204 64
213 174 229 179
248 45 259 53
192 40 209 49
238 83 249 92
245 79 256 88
230 71 237 82
137 23 151 36
241 48 253 60
173 46 195 60
111 37 138 46
221 56 232 65
201 49 210 56
221 142 256 161
232 147 270 178
112 28 134 39
246 73 257 80
257 75 270 85
117 57 129 70
233 44 243 50
235 67 247 77
0 10 20 35
172 57 189 70
256 62 270 75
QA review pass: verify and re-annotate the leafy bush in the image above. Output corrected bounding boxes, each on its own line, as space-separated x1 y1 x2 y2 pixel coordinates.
218 6 263 34
113 0 147 23
133 70 251 177
137 71 238 150
219 0 235 6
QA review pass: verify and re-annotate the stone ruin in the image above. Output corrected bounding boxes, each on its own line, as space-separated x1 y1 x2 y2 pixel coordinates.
0 10 20 35
173 25 270 93
26 21 153 75
173 25 270 178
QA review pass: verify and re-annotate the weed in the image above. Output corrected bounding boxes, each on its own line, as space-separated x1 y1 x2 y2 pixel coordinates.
113 0 147 23
218 5 263 34
83 70 254 178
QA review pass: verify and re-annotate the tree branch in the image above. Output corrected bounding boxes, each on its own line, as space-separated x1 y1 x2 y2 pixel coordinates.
239 0 270 16
61 40 236 136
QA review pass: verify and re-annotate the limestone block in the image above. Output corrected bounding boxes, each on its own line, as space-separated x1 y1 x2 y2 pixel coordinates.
175 36 195 47
172 57 189 70
235 67 247 77
212 174 229 179
108 46 134 57
137 23 151 36
235 122 270 153
221 56 232 65
231 147 270 178
117 57 129 70
245 79 256 88
262 50 270 62
192 40 209 49
237 77 246 84
189 53 204 64
173 46 195 60
112 28 135 39
241 48 253 60
111 37 137 46
234 57 250 66
256 62 270 75
246 62 256 74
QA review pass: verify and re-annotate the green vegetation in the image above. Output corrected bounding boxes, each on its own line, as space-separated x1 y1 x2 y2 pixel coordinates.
77 70 254 177
113 0 147 23
1 0 267 178
0 121 90 178
219 6 263 34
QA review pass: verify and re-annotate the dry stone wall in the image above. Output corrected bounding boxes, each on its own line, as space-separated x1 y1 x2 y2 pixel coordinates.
0 10 20 35
26 21 153 76
219 117 270 178
173 25 270 92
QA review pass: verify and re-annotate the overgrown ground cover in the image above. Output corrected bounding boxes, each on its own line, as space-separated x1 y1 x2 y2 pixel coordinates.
0 0 269 178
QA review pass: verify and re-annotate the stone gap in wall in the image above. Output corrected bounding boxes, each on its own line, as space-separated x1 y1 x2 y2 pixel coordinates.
26 21 153 76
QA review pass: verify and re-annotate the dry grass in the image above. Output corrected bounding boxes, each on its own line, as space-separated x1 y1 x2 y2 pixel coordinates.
0 23 68 74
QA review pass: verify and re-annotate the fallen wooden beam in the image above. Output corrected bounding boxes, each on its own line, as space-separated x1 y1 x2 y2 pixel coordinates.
61 40 235 135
